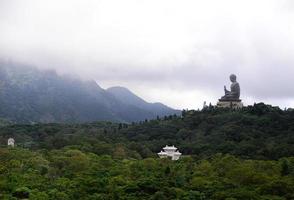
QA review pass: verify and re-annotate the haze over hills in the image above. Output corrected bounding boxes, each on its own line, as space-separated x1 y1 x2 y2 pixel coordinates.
107 86 175 116
0 61 179 123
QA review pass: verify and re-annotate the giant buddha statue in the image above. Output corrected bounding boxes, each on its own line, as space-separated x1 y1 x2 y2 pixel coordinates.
217 74 243 108
220 74 240 101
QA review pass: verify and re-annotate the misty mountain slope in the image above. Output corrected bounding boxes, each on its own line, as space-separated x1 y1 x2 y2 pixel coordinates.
0 62 179 123
107 86 179 117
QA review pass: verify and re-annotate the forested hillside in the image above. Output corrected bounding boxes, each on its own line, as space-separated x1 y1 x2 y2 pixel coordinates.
1 103 293 160
0 103 294 199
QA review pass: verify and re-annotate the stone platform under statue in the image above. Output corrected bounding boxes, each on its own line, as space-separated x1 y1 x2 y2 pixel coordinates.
217 99 243 109
217 74 243 109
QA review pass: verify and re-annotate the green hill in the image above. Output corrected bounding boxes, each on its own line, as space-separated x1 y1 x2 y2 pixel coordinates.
0 103 294 199
1 103 293 160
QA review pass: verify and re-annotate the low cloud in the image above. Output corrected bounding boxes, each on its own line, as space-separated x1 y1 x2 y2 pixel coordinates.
0 0 294 109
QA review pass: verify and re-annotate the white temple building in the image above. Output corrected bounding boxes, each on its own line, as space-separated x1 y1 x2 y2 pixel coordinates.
8 138 15 147
158 145 182 160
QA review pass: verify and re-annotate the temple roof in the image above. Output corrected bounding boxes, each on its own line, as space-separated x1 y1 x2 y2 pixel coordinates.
163 145 177 151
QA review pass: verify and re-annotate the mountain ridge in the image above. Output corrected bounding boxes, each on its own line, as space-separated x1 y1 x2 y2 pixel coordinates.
0 61 180 123
107 86 176 117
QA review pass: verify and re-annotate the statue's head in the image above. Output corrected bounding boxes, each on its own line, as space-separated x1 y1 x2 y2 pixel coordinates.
230 74 237 82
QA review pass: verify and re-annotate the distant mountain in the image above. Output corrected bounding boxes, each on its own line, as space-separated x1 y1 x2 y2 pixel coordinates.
0 61 179 123
107 86 176 117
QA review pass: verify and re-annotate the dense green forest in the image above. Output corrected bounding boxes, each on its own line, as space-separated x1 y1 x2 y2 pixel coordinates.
1 103 294 199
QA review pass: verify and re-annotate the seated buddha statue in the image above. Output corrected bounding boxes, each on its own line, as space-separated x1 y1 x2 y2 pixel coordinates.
220 74 240 101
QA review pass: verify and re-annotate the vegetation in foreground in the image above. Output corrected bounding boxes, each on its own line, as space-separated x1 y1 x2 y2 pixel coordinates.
0 103 294 199
0 148 293 200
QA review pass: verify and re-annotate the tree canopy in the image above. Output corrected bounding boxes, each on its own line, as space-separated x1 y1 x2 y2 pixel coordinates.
0 103 294 199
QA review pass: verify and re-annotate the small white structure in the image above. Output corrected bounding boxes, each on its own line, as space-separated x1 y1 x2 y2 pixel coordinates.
158 145 182 160
7 138 15 147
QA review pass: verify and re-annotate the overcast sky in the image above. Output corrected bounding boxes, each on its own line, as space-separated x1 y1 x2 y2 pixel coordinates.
1 0 294 109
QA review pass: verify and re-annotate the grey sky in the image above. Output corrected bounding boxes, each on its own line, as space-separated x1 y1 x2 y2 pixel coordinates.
1 0 294 109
